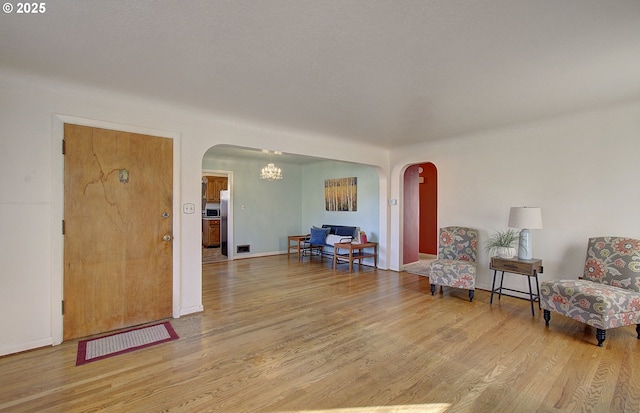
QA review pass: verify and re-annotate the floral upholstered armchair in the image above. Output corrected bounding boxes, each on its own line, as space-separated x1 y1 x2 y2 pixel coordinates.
540 236 640 347
428 227 478 302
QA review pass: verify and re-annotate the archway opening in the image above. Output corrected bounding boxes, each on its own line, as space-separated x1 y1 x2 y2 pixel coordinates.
403 162 437 265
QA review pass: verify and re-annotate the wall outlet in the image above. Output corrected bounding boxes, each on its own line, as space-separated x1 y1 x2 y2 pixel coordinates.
183 203 196 214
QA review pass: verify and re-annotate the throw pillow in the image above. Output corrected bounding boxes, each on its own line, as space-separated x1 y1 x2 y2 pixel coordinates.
335 226 356 237
309 227 330 245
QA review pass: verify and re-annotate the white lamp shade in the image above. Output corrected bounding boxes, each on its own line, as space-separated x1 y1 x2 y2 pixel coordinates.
508 207 543 229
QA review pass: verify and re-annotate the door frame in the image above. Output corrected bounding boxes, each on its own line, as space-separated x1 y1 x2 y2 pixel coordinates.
398 161 438 269
51 114 182 345
202 169 234 261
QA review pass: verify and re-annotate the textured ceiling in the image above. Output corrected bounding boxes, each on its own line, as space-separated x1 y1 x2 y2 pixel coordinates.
2 0 640 149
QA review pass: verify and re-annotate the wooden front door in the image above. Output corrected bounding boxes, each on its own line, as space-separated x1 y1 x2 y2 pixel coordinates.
63 124 173 340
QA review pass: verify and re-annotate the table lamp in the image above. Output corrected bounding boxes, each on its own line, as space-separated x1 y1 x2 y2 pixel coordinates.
508 207 543 260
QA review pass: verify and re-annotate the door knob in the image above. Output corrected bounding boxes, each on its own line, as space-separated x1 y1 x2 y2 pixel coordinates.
163 235 172 241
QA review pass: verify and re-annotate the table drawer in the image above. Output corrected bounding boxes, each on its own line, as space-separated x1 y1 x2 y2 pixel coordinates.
490 257 542 276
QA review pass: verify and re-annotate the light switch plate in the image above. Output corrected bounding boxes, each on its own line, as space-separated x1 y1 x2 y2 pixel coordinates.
183 203 196 214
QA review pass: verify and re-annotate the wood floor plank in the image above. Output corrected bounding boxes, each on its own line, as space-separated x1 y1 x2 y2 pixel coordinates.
1 255 640 412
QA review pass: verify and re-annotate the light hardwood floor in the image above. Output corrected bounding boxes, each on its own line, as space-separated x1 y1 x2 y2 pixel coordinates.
2 255 640 412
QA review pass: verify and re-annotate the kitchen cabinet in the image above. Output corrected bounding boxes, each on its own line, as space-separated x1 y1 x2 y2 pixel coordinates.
203 176 227 203
202 219 221 247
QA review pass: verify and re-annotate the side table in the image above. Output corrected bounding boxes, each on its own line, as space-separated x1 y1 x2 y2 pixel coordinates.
333 242 378 272
287 235 308 260
490 256 543 316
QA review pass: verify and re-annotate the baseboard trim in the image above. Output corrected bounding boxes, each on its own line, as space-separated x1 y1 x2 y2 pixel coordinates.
180 305 204 316
0 337 53 357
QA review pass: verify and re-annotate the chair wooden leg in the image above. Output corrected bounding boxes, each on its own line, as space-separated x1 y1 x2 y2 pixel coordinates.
468 290 474 302
636 324 640 339
596 329 606 347
543 309 550 326
430 284 436 296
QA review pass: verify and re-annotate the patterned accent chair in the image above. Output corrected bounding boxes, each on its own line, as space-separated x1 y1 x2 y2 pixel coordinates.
428 227 478 302
540 236 640 347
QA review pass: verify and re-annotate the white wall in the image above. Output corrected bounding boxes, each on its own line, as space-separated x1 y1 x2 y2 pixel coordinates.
0 69 389 356
389 101 640 296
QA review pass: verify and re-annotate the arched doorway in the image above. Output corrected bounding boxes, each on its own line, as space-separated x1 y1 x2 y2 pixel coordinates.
403 162 437 265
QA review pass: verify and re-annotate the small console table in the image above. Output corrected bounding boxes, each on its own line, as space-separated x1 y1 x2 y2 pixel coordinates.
333 242 378 273
287 235 308 260
490 256 543 316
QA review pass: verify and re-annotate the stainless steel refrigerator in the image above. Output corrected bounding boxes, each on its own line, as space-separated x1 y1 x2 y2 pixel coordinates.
220 190 229 256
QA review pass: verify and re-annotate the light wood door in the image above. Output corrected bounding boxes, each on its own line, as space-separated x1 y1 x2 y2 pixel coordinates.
205 177 218 202
202 220 221 247
204 176 227 203
63 124 173 340
209 220 221 247
212 177 227 202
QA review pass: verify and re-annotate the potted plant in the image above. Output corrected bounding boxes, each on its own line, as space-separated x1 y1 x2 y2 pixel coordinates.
485 228 520 258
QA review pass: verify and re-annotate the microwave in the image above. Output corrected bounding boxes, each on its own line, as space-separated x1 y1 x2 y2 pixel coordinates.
205 208 220 217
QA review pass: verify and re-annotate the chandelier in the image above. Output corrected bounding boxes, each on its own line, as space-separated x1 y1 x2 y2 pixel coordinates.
260 162 283 181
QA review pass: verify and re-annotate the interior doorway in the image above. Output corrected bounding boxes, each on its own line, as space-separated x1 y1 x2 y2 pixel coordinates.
202 170 232 264
403 162 438 265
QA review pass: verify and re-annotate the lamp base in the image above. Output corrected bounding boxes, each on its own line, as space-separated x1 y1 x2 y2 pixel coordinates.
518 229 532 260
